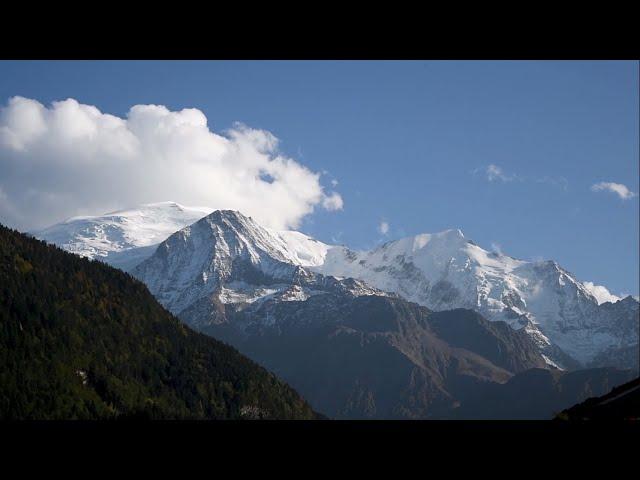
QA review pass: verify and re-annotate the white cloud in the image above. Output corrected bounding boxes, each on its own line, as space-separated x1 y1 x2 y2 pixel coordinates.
331 179 339 187
378 221 389 235
486 164 513 182
582 281 621 305
474 165 567 190
472 164 518 183
590 182 636 200
0 96 343 230
490 242 502 255
322 192 344 211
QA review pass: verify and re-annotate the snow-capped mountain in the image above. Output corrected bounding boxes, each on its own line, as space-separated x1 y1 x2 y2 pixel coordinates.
306 230 639 368
131 210 565 418
34 202 213 271
38 203 639 369
132 210 385 328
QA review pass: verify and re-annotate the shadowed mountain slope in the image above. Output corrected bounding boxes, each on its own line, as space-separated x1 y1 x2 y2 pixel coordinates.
453 367 635 419
558 376 640 421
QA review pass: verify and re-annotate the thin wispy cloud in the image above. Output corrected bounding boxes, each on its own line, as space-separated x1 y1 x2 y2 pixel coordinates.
473 164 568 191
330 231 344 244
486 164 515 182
0 96 343 230
471 164 520 183
378 220 390 235
590 182 636 200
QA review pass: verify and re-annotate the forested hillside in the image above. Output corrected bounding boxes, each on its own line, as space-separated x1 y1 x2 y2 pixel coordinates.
0 224 318 420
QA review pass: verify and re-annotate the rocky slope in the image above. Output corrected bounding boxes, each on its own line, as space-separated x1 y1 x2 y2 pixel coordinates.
200 297 553 419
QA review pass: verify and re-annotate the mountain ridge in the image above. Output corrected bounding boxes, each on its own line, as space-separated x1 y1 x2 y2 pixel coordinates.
37 203 639 370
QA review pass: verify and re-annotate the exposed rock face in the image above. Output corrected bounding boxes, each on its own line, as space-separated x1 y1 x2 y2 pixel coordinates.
133 210 386 326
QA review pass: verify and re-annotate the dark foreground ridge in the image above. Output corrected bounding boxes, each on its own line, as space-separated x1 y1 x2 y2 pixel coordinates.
0 224 318 420
557 376 640 421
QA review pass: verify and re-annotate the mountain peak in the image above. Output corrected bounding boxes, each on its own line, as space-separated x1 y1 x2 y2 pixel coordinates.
197 210 265 238
206 209 251 222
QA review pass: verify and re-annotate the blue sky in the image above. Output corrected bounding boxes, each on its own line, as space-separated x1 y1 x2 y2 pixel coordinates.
0 60 638 295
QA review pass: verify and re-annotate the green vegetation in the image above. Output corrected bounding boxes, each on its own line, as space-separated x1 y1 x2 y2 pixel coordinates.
0 224 318 420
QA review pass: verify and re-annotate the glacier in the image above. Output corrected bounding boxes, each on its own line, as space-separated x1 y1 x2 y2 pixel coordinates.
34 202 213 271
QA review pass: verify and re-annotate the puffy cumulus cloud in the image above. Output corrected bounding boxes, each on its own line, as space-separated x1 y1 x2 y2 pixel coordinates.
378 220 389 235
582 281 621 305
0 96 343 230
590 181 636 200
